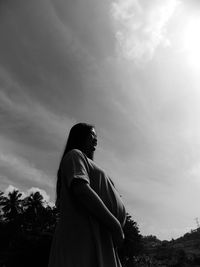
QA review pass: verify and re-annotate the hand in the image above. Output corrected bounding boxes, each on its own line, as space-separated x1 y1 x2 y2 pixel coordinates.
111 221 125 248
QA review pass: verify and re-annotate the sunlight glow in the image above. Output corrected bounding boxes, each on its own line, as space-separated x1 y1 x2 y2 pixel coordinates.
111 0 179 62
183 18 200 70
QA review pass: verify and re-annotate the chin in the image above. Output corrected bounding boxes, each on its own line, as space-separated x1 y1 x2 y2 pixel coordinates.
88 151 94 160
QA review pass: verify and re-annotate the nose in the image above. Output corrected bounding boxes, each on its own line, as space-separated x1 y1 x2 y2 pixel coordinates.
93 137 97 145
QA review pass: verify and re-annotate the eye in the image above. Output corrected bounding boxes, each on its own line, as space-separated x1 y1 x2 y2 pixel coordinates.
90 129 97 139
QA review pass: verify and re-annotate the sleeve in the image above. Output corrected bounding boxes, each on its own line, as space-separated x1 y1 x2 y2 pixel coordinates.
61 149 90 188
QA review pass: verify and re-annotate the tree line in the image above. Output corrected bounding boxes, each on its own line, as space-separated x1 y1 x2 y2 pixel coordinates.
0 189 143 267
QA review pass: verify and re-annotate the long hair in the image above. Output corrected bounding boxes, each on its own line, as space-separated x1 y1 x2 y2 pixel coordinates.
56 123 94 209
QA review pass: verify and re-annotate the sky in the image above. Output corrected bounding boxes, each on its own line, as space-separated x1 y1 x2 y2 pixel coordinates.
1 0 200 240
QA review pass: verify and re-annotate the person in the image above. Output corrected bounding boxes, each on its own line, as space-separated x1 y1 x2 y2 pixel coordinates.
48 123 126 267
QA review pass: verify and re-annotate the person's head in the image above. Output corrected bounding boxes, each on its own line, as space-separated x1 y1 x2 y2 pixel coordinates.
56 123 97 209
64 123 97 160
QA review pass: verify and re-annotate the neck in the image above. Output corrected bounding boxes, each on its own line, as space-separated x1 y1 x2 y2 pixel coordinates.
82 149 94 160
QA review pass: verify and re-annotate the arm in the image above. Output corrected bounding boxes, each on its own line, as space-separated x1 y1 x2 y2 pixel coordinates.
72 181 124 247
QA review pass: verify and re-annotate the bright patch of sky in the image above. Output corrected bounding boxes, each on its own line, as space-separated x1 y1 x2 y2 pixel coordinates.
111 0 179 63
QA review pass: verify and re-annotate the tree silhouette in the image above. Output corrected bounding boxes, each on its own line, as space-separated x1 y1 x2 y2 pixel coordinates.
1 189 23 222
24 191 44 215
0 189 55 267
0 191 6 221
22 191 45 232
119 213 143 266
0 188 145 267
0 190 5 202
40 205 58 232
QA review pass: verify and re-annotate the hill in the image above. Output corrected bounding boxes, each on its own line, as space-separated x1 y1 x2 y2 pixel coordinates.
142 229 200 266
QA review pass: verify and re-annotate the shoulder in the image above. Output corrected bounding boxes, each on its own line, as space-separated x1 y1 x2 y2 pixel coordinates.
67 149 84 157
63 149 87 162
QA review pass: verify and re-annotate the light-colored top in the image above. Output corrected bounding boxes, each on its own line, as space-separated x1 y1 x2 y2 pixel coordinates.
48 149 126 267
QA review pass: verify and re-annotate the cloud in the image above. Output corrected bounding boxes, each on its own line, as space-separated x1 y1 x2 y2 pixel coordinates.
111 0 180 62
0 0 115 114
0 88 75 150
4 185 21 196
0 0 89 116
0 87 73 198
4 185 52 205
51 0 115 59
0 151 53 189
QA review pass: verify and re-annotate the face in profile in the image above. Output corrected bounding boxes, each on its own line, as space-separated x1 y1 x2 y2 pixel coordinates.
84 128 97 159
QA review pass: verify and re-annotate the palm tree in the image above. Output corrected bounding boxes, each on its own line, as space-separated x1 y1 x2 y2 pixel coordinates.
1 189 23 222
24 191 44 215
0 191 5 206
23 191 45 231
0 191 6 221
40 204 59 232
0 190 4 200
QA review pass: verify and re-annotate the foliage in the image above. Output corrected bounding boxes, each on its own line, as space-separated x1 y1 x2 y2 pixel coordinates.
1 188 200 266
0 189 143 267
119 213 143 266
0 189 57 267
1 190 23 222
140 230 200 267
1 188 200 267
